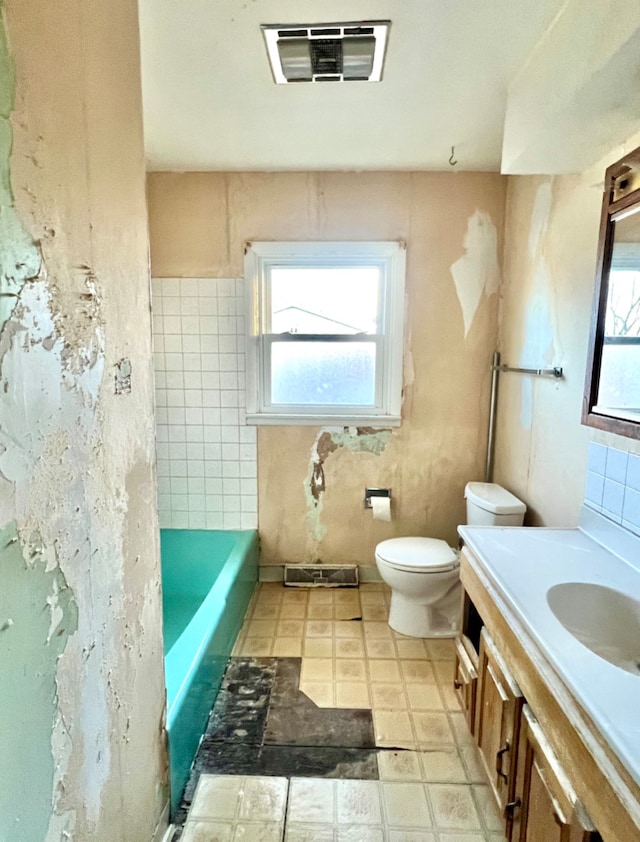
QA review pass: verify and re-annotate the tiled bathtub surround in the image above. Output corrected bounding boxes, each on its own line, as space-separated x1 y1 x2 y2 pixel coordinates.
584 442 640 535
152 277 257 529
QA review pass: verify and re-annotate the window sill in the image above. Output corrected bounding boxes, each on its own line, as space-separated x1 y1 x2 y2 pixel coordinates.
246 413 401 427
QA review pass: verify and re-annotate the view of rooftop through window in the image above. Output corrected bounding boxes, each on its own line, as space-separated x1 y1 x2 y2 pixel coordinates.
269 266 381 335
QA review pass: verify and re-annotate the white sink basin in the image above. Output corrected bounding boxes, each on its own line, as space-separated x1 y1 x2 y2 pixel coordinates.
547 582 640 676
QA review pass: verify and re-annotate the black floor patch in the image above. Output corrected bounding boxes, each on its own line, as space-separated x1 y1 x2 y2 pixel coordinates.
174 656 379 828
264 658 375 749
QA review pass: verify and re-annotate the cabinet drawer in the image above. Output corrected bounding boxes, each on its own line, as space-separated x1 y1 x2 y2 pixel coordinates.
454 635 478 735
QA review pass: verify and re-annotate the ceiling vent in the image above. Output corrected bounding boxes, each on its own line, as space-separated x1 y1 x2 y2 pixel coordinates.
261 21 390 84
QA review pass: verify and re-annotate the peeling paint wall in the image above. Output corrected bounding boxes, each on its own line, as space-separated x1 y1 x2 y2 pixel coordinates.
148 172 506 565
495 131 640 525
0 1 167 840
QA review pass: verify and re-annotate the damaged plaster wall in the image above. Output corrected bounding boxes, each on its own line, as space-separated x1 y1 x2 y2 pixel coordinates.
305 427 394 549
495 131 640 526
450 210 501 337
148 172 506 565
0 2 167 840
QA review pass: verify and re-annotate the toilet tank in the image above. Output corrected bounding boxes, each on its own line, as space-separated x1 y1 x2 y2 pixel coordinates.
464 482 526 526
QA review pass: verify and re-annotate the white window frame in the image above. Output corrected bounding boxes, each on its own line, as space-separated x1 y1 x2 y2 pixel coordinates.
244 241 406 426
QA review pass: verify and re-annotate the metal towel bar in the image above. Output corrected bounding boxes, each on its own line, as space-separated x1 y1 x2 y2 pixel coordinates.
493 363 563 379
485 352 564 483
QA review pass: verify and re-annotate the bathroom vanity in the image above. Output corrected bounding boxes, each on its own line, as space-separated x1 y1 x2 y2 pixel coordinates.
456 511 640 842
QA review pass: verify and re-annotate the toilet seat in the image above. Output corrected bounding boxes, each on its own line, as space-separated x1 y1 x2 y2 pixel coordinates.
376 537 459 573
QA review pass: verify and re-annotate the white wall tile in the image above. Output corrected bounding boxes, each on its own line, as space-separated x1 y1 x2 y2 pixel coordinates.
628 455 640 493
165 335 182 353
187 460 206 477
186 427 204 443
172 512 189 528
204 444 222 462
184 372 202 389
602 479 624 521
223 478 240 495
163 296 181 315
180 278 200 296
185 409 204 426
181 297 200 316
169 442 187 459
584 443 640 537
164 315 181 334
171 477 188 495
170 459 187 476
206 495 223 512
605 448 628 484
166 371 184 388
188 477 206 495
172 494 189 511
223 513 242 529
241 512 258 529
183 335 201 353
160 278 179 296
190 494 206 512
221 426 239 443
587 442 607 474
168 423 187 441
622 488 640 534
241 478 257 496
153 278 257 530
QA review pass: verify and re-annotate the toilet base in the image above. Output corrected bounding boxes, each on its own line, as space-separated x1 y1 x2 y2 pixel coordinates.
387 584 461 638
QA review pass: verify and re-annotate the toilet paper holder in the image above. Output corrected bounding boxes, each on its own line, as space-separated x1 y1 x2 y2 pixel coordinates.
364 488 392 509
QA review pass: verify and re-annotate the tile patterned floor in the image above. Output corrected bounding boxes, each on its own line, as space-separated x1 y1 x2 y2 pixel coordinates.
175 583 506 842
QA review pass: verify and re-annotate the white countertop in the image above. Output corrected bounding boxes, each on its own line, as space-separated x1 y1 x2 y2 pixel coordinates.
458 509 640 788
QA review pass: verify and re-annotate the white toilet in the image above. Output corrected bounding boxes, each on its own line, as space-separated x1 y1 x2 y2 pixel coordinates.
374 482 526 638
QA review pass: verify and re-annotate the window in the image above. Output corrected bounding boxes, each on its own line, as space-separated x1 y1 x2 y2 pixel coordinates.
244 241 406 425
597 242 640 415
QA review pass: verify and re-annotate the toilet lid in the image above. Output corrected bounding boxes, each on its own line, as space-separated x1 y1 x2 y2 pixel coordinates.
376 537 459 571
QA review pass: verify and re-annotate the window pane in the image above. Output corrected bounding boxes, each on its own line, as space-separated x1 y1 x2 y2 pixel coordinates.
598 343 640 411
605 268 640 337
271 341 376 405
270 266 380 334
597 261 640 414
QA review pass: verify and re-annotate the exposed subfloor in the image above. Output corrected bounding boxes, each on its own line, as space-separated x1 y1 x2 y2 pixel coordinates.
173 582 506 841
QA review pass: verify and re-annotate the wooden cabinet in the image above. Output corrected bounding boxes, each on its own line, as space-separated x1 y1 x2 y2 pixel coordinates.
453 635 478 735
476 628 524 830
459 546 639 842
511 705 601 842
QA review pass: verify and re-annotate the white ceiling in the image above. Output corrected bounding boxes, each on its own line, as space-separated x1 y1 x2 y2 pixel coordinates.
138 0 566 172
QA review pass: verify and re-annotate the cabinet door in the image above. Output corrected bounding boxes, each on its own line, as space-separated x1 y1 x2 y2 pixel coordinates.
476 628 524 825
510 706 601 842
454 635 478 735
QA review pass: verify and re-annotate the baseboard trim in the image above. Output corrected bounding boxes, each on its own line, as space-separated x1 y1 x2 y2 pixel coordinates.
258 565 283 582
358 565 383 583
